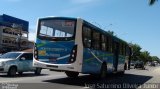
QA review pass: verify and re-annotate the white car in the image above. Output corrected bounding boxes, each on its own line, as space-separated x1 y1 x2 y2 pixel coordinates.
0 52 41 76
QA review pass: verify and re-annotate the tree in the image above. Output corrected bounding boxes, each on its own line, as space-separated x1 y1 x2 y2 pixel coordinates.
129 43 142 61
139 51 150 63
149 0 158 6
107 30 115 36
151 56 160 63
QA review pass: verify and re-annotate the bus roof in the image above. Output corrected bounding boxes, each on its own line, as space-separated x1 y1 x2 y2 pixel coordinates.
38 16 77 21
38 16 129 45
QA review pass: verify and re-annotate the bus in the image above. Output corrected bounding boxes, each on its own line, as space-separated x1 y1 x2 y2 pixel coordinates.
33 17 132 78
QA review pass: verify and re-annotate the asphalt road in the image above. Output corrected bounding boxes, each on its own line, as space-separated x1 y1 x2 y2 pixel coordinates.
0 66 160 89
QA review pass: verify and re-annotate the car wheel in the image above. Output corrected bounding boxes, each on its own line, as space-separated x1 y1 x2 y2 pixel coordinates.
8 67 17 77
35 68 41 75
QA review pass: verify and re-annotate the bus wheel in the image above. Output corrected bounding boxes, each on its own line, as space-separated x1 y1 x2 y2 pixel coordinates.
100 63 107 79
35 68 42 75
65 71 79 78
124 63 127 70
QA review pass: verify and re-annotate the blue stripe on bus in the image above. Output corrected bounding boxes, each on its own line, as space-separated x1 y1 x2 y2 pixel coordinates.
36 38 75 64
82 48 126 74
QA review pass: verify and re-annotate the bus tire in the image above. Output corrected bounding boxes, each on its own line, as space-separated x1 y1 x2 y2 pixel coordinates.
7 66 17 77
124 63 127 70
65 71 79 78
35 68 41 75
100 63 107 79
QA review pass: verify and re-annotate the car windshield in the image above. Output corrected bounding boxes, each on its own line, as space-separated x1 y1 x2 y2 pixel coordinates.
0 53 21 59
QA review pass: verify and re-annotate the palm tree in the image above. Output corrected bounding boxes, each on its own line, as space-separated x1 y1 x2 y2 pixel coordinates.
149 0 158 5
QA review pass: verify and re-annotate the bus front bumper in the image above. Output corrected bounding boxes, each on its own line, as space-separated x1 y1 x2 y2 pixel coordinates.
33 60 76 72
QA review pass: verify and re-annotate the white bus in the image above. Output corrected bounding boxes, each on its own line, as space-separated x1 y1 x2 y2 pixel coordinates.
33 17 132 78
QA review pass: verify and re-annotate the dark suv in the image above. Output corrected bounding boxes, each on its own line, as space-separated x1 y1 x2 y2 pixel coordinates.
134 61 145 70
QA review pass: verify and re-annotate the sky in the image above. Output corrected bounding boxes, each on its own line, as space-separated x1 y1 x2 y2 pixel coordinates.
0 0 160 58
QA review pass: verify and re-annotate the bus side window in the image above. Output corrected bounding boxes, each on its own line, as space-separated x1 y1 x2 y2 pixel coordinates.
112 41 116 53
120 43 124 55
123 44 126 56
108 37 113 53
101 35 106 51
106 36 109 52
119 43 122 55
92 30 100 50
124 44 126 56
126 45 129 56
122 43 126 56
122 43 124 55
83 26 91 48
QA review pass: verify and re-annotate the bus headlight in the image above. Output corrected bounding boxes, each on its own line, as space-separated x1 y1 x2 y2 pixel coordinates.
34 50 38 60
69 45 77 63
72 54 74 57
35 51 37 55
34 44 38 60
35 55 38 59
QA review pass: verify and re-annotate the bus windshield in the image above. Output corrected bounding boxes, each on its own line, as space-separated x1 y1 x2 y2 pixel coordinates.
38 19 76 40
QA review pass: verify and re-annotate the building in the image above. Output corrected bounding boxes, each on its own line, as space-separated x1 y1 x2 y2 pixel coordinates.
0 14 29 53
